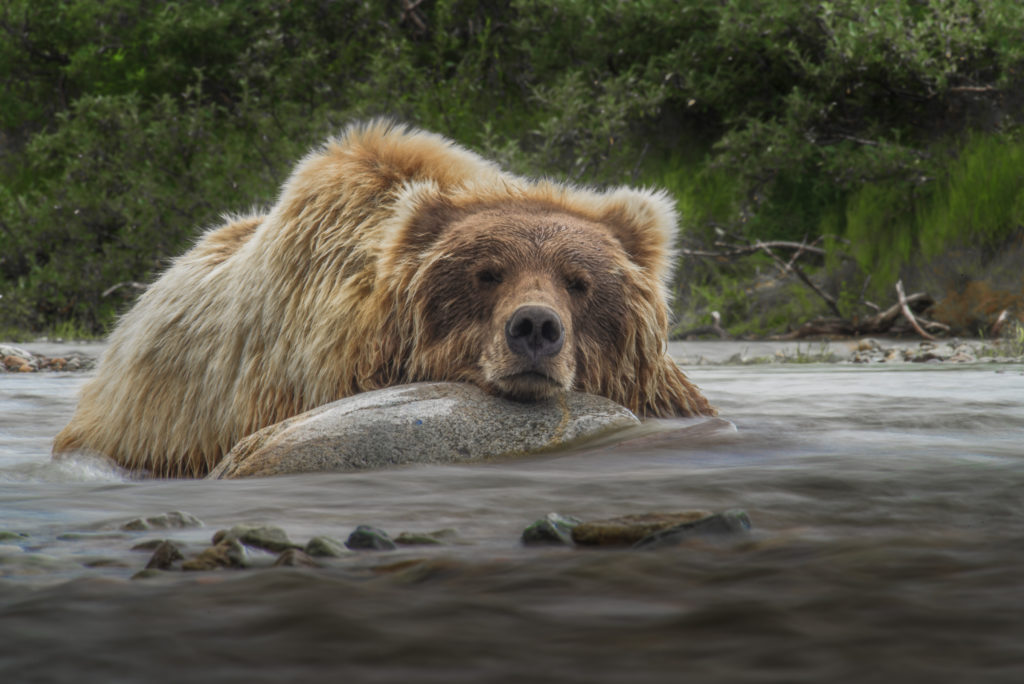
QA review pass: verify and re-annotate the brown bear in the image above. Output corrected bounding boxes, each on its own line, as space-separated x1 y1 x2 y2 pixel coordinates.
53 121 715 477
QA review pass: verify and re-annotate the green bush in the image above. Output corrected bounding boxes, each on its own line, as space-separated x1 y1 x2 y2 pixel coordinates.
2 0 1023 335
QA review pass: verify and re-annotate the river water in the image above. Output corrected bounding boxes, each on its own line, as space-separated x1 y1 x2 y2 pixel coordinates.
1 344 1022 683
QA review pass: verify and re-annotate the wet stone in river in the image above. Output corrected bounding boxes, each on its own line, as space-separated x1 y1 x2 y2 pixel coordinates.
212 524 298 553
394 528 460 546
181 539 248 571
571 511 715 547
145 540 185 570
273 548 319 568
521 513 583 546
208 382 640 478
346 525 397 551
633 510 752 549
305 535 348 558
121 511 204 531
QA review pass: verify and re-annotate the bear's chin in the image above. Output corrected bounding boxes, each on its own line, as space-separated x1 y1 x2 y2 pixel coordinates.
489 371 567 402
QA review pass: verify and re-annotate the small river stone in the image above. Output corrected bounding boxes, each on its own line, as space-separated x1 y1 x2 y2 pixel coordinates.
345 525 397 551
521 513 582 546
207 382 640 479
212 524 297 553
633 510 752 549
181 539 248 571
571 511 714 547
274 549 319 568
122 511 203 531
305 536 347 557
394 529 460 546
145 541 185 570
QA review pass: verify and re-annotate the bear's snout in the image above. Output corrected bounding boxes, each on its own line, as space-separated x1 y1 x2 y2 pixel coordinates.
505 305 565 362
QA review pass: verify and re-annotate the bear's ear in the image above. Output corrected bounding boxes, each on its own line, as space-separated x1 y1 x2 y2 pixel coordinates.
595 187 678 282
381 182 468 266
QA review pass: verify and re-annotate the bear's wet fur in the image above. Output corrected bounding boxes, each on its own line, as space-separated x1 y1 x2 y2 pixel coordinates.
53 121 715 476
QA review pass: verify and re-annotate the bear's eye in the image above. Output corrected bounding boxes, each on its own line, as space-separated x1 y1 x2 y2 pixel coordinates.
566 276 589 295
477 269 503 285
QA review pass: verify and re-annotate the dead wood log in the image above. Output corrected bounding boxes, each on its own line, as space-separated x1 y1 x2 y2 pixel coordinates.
778 291 937 339
895 280 937 341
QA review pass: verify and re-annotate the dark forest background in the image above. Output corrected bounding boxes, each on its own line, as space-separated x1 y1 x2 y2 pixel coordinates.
2 0 1023 339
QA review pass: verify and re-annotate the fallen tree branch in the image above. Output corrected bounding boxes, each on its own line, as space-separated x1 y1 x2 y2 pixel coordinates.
755 240 843 318
778 291 936 339
102 281 147 297
679 240 827 259
896 279 936 341
991 309 1011 337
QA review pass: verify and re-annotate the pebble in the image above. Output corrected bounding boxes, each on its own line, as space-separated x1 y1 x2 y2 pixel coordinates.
145 541 185 570
121 511 204 531
182 539 248 571
273 549 319 568
633 510 752 549
395 529 460 546
571 511 714 547
521 513 582 546
345 525 397 551
0 345 93 372
305 535 348 558
212 524 298 553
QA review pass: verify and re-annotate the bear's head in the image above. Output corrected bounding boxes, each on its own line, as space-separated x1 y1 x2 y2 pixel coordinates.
380 181 696 416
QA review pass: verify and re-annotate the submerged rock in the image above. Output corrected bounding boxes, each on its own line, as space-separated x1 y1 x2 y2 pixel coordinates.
145 541 185 570
571 511 714 547
633 510 752 549
521 513 582 546
273 548 319 568
182 539 248 571
212 524 297 553
345 525 397 551
207 382 640 479
394 529 460 546
121 511 204 531
305 535 348 558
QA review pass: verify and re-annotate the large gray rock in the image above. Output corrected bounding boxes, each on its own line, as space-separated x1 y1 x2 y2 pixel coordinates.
207 382 640 479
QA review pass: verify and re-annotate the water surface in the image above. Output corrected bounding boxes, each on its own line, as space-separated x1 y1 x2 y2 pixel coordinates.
1 357 1022 683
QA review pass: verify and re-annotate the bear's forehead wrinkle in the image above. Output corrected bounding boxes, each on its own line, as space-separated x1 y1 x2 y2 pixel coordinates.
449 219 621 261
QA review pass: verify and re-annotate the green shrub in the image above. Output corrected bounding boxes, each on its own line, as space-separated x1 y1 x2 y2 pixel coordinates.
2 0 1023 335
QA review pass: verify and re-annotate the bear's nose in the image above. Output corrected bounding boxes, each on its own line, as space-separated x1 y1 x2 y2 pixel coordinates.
505 305 565 361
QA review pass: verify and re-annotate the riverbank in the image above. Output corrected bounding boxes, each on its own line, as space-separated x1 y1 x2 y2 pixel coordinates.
3 337 1024 375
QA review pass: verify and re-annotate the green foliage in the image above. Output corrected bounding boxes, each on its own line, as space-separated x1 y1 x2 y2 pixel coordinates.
2 0 1024 335
841 132 1024 303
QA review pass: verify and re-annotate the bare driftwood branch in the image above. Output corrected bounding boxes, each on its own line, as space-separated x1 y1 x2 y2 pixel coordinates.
680 240 827 259
896 279 936 341
400 0 427 33
948 85 998 94
991 309 1011 337
779 291 936 339
102 281 147 298
755 240 843 318
863 291 931 331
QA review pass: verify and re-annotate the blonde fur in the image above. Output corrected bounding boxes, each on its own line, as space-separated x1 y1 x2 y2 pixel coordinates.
53 120 714 477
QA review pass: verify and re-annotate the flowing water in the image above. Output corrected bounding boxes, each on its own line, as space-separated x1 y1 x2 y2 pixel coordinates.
1 344 1022 683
